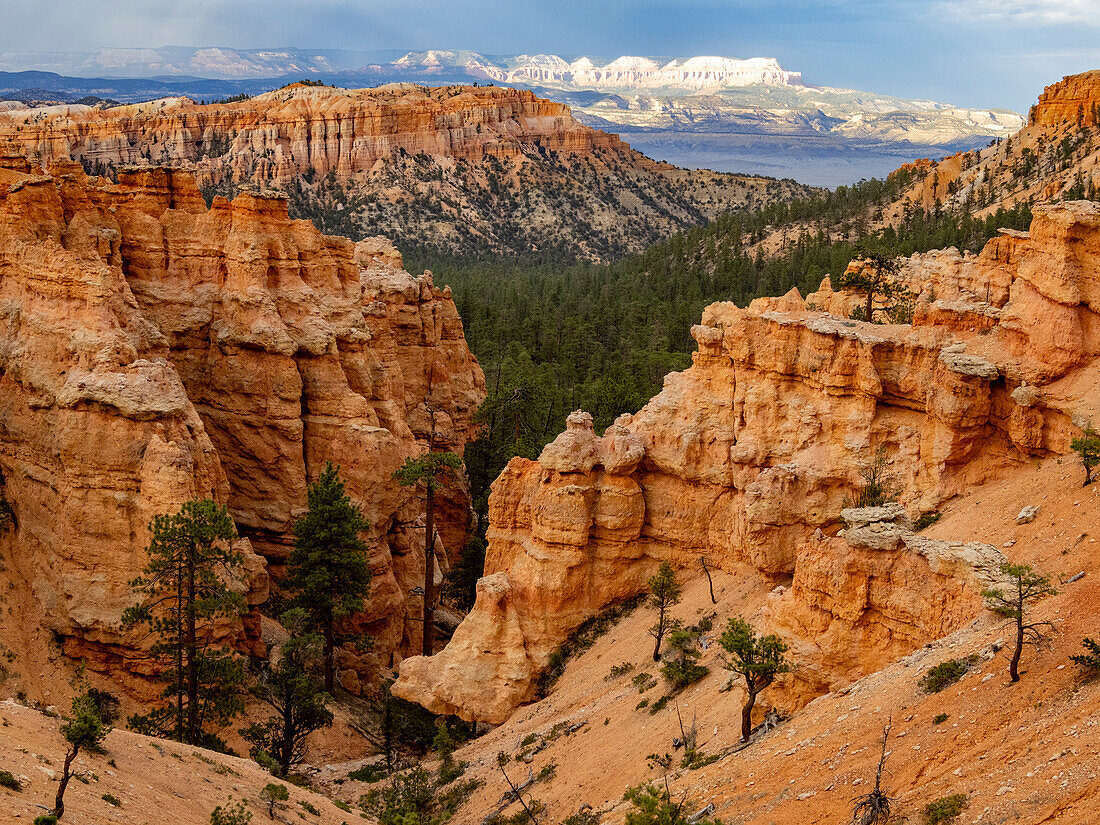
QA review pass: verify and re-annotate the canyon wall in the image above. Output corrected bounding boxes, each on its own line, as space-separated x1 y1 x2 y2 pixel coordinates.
0 85 629 188
0 85 815 261
394 201 1100 724
0 158 484 689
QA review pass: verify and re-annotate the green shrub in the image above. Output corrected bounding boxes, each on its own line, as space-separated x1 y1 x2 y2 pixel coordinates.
923 793 968 824
660 626 709 689
632 672 657 693
561 810 601 825
1071 637 1100 674
299 799 320 815
919 658 972 693
607 661 635 680
636 698 649 710
932 713 949 725
914 511 942 531
660 659 709 689
0 769 22 791
334 800 352 812
347 764 387 783
438 758 467 785
361 765 478 825
102 792 122 807
648 695 670 715
520 733 538 748
622 784 721 825
843 445 899 508
34 816 58 825
209 800 252 825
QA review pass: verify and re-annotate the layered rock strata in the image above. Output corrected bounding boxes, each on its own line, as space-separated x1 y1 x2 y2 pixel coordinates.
0 158 484 683
394 201 1100 723
0 84 814 261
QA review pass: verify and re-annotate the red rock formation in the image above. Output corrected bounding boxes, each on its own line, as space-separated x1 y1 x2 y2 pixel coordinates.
394 201 1099 723
0 85 627 187
0 159 484 688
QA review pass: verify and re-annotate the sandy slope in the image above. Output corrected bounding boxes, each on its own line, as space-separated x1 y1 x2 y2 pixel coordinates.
0 700 355 825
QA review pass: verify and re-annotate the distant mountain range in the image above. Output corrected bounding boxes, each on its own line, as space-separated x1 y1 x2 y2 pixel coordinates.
0 47 1025 186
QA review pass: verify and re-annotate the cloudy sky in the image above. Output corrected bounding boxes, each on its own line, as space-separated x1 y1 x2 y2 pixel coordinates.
3 0 1099 111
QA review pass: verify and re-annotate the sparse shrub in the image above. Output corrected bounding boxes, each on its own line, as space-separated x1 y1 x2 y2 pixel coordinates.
607 661 635 680
260 783 289 818
923 793 968 824
636 698 650 710
520 733 538 748
648 696 670 715
298 799 320 815
102 793 122 807
0 770 21 791
561 808 601 825
913 511 942 531
1071 637 1100 674
850 722 894 825
438 756 467 785
622 783 721 825
347 763 387 783
919 658 972 693
632 672 657 693
210 799 252 825
844 445 900 509
34 816 58 825
932 713 949 725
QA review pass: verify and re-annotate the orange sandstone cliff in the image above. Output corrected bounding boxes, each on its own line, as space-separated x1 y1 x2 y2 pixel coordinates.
0 158 485 697
394 200 1100 724
0 84 625 184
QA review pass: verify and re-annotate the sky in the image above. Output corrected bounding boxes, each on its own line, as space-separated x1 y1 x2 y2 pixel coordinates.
3 0 1100 112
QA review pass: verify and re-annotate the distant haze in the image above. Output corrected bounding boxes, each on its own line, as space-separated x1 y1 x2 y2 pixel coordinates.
2 0 1100 112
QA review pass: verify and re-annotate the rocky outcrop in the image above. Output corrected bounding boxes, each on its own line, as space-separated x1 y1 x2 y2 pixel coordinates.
0 159 484 685
1030 70 1100 129
394 201 1100 722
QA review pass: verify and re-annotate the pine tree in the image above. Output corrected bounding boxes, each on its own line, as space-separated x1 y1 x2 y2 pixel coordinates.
286 462 372 693
834 249 908 323
983 563 1057 682
52 691 111 820
645 562 682 662
394 444 463 657
123 499 247 747
242 609 334 776
718 616 790 742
